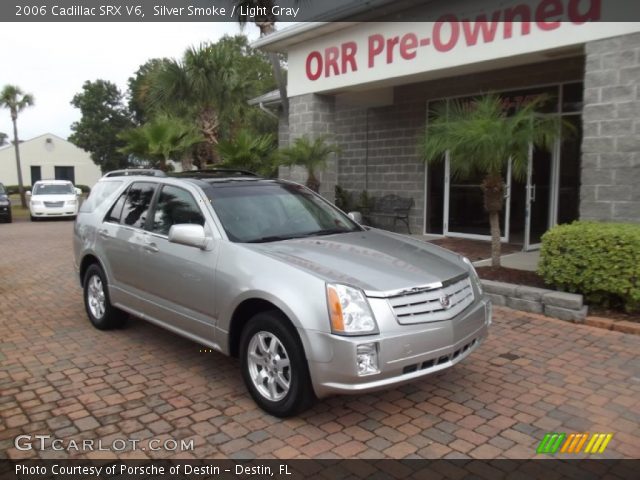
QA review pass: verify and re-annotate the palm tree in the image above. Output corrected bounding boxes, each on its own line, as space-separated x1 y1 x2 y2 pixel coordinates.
278 135 340 192
119 115 203 171
146 43 248 164
216 130 277 176
1 85 34 208
421 94 563 267
234 0 289 117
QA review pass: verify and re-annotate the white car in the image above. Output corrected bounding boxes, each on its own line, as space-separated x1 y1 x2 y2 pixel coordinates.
28 180 80 221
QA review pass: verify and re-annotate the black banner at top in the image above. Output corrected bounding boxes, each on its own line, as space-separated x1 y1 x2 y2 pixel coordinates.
2 0 640 22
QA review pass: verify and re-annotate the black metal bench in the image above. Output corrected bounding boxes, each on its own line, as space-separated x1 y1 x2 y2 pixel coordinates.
370 194 414 233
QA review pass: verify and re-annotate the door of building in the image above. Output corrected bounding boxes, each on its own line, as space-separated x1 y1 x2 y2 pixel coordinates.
524 140 558 251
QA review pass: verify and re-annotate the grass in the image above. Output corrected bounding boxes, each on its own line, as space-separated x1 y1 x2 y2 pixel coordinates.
9 194 30 220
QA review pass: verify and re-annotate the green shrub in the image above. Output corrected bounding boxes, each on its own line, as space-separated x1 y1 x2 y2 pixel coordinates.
4 185 31 195
538 221 640 312
334 185 352 211
75 184 91 193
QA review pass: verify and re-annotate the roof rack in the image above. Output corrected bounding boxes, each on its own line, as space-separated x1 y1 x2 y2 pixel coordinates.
171 169 259 178
103 169 167 178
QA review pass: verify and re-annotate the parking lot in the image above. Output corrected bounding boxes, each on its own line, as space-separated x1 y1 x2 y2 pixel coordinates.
1 220 639 460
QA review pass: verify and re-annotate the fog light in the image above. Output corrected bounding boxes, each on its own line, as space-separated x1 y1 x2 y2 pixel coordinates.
356 343 379 376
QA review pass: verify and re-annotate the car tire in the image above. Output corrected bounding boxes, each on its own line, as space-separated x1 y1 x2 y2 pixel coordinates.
83 264 126 330
240 311 315 417
30 215 37 222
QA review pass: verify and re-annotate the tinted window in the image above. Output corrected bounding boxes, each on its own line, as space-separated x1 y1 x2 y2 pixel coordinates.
204 182 360 243
80 180 122 213
121 182 156 228
33 183 74 195
151 185 205 236
105 191 127 223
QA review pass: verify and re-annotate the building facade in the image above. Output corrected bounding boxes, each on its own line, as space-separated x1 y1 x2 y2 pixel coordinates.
0 133 102 187
255 2 640 250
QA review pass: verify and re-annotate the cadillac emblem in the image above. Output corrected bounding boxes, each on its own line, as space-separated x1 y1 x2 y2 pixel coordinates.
439 294 451 309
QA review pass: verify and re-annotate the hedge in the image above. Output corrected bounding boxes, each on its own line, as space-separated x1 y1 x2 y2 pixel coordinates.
4 184 90 194
4 185 31 195
538 221 640 312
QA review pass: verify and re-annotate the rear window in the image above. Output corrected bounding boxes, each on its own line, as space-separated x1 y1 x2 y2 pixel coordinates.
33 183 74 195
79 180 122 213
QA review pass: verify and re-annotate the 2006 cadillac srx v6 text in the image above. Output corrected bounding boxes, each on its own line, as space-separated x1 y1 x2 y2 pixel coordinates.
74 170 491 416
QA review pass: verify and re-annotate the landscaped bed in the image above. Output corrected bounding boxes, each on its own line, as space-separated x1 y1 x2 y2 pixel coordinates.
426 236 639 325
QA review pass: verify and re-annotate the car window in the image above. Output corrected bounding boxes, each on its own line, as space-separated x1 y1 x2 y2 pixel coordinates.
205 183 360 243
80 180 122 213
33 183 74 195
105 191 128 224
150 185 205 236
0 184 5 194
120 182 156 228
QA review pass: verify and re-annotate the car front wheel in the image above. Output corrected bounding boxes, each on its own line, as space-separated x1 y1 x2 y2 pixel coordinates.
83 264 126 330
240 311 315 417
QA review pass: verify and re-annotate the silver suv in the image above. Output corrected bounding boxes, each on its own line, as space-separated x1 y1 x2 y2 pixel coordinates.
74 171 490 416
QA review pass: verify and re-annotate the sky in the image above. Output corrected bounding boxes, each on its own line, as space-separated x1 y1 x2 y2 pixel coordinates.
0 22 259 142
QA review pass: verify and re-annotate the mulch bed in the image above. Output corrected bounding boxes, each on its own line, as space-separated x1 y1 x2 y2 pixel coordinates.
427 236 640 323
430 237 520 262
475 266 548 289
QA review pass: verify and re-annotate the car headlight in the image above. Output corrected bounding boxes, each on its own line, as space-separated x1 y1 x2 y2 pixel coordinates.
462 256 483 295
30 200 42 206
66 199 77 205
0 199 9 206
326 283 378 335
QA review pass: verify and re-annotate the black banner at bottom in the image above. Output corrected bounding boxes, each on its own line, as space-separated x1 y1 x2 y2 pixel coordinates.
1 459 639 480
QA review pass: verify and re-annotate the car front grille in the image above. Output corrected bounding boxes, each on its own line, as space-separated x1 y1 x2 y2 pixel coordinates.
388 275 474 324
44 201 64 208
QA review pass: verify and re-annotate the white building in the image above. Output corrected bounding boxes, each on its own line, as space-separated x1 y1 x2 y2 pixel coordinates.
0 133 102 187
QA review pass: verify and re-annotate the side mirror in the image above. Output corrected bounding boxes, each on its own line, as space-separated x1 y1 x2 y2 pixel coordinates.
168 224 207 249
347 211 363 223
75 188 82 195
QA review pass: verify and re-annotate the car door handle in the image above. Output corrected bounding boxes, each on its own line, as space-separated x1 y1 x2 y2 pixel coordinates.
98 229 110 238
143 243 159 253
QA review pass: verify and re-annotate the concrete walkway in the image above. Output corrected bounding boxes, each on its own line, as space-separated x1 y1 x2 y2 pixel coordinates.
474 250 540 272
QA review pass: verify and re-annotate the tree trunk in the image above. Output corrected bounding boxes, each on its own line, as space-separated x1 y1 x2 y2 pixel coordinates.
258 22 288 118
306 172 320 193
11 116 26 208
482 173 505 268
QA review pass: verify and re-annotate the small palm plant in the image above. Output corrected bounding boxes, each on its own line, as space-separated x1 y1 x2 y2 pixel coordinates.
216 130 277 176
421 94 563 267
119 115 203 170
278 135 340 193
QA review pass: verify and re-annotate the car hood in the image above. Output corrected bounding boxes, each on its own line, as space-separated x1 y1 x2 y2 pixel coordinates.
31 194 76 202
244 229 468 296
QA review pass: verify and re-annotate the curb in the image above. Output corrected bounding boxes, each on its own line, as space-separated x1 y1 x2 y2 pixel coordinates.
481 280 640 336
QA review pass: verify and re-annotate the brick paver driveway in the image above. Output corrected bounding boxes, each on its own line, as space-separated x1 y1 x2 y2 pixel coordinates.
1 221 639 460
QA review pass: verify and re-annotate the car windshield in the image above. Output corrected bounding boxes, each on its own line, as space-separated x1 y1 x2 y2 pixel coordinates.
33 184 74 195
0 184 5 194
204 182 362 243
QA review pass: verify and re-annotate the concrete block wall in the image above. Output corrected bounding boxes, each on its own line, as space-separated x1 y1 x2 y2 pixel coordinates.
332 57 584 233
278 93 338 203
581 33 640 223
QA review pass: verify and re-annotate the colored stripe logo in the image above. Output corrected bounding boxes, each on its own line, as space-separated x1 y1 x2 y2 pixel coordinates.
537 433 613 455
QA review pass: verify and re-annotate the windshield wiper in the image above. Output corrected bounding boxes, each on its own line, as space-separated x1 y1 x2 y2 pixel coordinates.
298 228 350 237
246 235 301 243
246 229 350 243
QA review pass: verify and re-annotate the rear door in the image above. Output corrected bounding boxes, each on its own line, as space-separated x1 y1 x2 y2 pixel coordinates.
98 181 157 303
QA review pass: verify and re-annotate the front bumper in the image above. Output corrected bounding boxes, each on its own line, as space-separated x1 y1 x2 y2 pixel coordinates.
30 204 78 217
305 297 491 398
0 205 10 218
